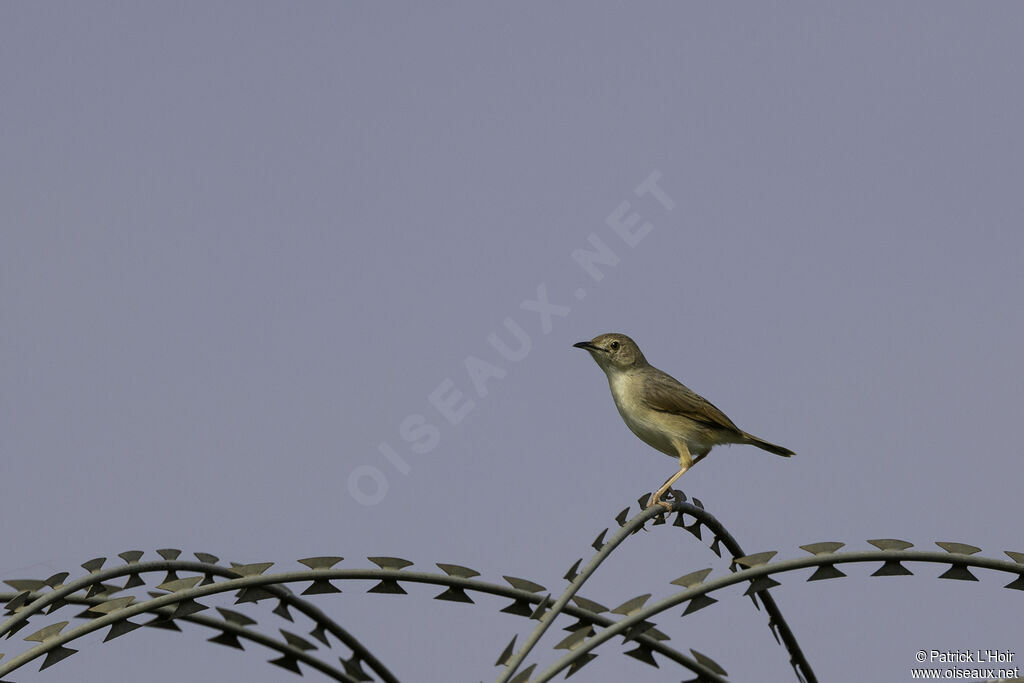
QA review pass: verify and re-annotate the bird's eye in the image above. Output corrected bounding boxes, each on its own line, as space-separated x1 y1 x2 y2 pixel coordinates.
610 340 620 350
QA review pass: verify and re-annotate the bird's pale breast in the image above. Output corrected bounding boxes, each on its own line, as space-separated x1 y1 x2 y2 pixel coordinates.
607 370 726 458
607 371 680 457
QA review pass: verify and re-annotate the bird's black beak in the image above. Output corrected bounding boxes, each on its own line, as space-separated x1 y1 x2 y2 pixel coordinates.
573 341 598 351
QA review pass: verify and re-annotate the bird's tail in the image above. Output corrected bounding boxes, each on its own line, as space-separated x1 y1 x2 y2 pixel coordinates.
741 432 795 457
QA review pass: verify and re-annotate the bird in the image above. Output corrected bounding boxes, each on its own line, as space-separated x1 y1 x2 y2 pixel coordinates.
573 333 793 509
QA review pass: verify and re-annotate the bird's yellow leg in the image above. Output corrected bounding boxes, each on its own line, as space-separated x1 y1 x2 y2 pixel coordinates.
648 442 692 510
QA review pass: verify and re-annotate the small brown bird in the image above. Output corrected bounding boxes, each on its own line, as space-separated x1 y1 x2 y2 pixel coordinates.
574 333 793 509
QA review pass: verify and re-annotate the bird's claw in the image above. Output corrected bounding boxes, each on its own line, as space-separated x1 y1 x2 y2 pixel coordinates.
645 494 673 512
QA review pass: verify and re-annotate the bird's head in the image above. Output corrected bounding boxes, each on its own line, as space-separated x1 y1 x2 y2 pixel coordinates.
573 333 647 372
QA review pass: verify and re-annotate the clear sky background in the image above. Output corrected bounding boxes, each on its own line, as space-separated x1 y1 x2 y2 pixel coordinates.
3 3 1022 682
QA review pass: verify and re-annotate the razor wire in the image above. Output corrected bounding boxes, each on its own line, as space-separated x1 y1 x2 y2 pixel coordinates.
3 492 1021 682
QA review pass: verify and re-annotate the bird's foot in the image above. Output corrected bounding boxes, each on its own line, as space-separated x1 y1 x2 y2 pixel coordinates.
645 493 673 511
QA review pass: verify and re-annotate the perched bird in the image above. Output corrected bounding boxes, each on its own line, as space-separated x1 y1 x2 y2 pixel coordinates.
574 333 793 509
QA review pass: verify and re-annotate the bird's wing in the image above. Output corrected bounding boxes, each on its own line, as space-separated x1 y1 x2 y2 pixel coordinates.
640 370 742 434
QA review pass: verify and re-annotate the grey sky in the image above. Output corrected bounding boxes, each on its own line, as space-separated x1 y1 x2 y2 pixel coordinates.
2 3 1022 682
